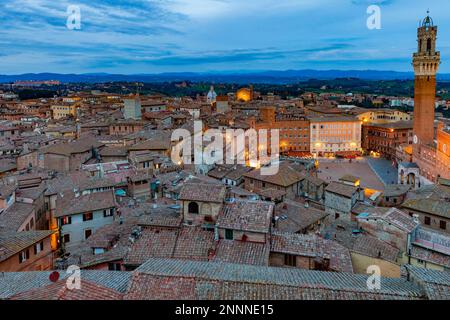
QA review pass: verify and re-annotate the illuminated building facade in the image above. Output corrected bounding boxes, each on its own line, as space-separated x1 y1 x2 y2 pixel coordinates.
436 122 450 179
50 103 79 120
255 106 310 154
362 121 413 161
309 117 362 157
236 86 254 102
357 110 411 124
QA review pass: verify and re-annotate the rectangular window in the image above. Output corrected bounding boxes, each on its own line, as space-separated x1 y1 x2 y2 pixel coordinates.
63 234 70 243
108 263 121 271
61 216 72 225
85 229 92 239
284 254 297 267
34 241 44 255
103 209 113 217
424 216 431 225
83 212 93 221
19 250 29 264
440 220 447 230
225 229 234 240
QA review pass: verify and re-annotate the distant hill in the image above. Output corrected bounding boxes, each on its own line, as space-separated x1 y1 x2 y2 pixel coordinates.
1 70 450 84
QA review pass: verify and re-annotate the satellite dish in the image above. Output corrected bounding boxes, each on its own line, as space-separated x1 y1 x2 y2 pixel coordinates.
413 135 418 144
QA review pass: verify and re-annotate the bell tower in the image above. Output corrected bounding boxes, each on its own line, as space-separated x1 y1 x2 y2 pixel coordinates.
412 12 440 147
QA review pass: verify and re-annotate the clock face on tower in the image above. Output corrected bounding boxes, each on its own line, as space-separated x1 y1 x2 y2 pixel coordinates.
413 135 418 144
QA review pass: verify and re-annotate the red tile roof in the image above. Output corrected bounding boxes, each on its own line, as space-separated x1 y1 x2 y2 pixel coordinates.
212 239 270 266
179 183 226 203
9 279 123 300
217 200 273 233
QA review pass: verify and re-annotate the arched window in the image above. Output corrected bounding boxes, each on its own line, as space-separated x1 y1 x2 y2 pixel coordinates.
188 202 199 214
427 38 432 52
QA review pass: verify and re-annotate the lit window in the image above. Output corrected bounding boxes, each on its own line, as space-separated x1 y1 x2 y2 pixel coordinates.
83 212 93 221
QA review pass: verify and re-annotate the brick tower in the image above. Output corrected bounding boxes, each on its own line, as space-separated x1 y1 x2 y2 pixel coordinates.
412 12 440 148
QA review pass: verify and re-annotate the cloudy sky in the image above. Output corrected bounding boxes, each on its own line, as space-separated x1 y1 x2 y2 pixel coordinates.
0 0 449 74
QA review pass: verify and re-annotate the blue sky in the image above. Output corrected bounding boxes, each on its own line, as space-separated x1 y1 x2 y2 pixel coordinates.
0 0 449 74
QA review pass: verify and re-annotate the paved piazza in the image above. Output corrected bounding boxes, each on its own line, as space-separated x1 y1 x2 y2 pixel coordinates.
317 157 387 190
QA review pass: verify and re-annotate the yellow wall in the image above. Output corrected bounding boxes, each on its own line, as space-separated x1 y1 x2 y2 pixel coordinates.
350 252 401 278
408 257 446 272
310 120 362 154
51 104 78 120
357 111 410 124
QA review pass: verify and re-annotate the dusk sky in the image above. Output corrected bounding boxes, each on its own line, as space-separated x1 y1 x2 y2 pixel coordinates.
1 0 449 74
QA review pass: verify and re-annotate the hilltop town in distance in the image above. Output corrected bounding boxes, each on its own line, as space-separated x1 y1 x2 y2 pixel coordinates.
0 11 449 304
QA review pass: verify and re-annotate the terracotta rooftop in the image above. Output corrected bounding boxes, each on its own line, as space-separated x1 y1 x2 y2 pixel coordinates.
0 270 131 299
124 226 178 266
357 207 419 233
172 227 215 261
274 199 329 233
217 200 274 234
0 231 53 263
243 162 305 187
339 174 360 183
405 265 450 300
179 183 226 203
0 184 16 200
212 239 270 266
54 189 116 218
309 116 359 123
124 258 426 300
270 231 354 273
256 188 286 199
0 202 35 231
9 279 123 300
127 133 172 151
322 219 400 263
137 209 182 228
383 184 411 197
325 181 359 198
41 137 104 156
402 198 450 219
